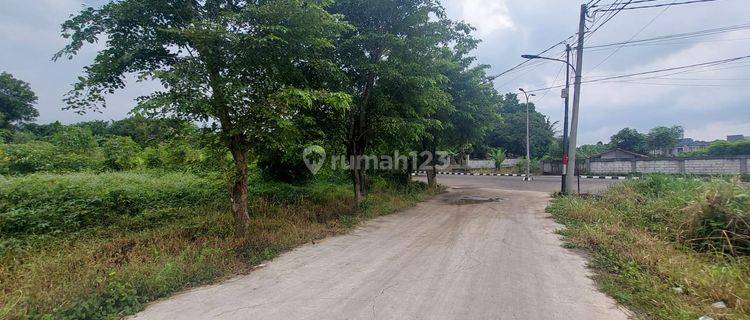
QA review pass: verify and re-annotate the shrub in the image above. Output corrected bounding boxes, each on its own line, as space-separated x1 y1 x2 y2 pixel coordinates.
680 180 750 255
0 172 225 236
100 135 143 170
487 148 506 170
0 141 57 174
514 158 540 174
257 146 313 183
51 126 99 154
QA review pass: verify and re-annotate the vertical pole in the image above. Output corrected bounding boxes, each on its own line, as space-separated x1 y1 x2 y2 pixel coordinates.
561 44 571 193
565 3 587 194
526 94 531 181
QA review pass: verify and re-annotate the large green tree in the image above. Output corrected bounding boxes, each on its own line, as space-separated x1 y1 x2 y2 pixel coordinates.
609 127 647 154
484 93 555 158
0 72 39 129
423 40 500 187
647 125 684 156
329 0 462 202
55 0 351 230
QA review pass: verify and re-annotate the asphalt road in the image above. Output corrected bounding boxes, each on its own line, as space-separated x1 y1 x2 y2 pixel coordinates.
131 175 629 320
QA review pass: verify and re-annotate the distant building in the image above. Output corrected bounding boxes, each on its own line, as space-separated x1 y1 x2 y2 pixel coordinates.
673 138 711 154
588 148 649 160
727 134 745 142
649 138 711 156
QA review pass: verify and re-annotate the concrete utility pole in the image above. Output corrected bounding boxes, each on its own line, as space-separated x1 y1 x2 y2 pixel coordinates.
518 88 535 182
520 47 575 192
565 3 587 194
561 44 571 194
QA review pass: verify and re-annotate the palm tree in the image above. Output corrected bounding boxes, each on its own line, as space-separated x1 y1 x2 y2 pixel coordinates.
487 148 506 171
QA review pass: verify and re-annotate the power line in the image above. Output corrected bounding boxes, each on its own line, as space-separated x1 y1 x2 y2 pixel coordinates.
585 22 750 49
586 0 633 38
592 0 678 7
595 0 720 11
495 51 567 90
489 37 573 80
612 59 750 80
593 80 746 87
586 36 750 52
524 54 750 92
585 54 750 82
588 0 672 72
535 62 566 101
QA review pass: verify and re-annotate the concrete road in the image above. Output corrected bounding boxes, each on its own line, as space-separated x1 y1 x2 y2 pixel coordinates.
417 174 619 194
131 176 629 320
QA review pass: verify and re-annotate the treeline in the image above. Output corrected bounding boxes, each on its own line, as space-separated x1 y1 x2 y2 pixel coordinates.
0 117 228 174
577 125 749 158
680 139 750 157
598 125 685 156
47 0 516 230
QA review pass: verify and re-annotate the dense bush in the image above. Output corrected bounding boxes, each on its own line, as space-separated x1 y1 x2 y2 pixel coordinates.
0 172 225 236
706 139 750 156
514 158 540 174
100 135 142 170
0 140 57 173
51 126 99 154
257 146 314 183
0 137 229 174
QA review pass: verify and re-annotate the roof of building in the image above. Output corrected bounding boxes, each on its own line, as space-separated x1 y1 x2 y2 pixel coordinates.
727 134 746 142
677 138 711 147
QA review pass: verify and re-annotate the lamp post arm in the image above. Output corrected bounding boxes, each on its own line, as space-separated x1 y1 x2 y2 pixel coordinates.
522 55 577 74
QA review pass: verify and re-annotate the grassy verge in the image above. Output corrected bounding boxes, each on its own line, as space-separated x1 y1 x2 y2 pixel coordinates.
547 175 750 320
0 171 438 319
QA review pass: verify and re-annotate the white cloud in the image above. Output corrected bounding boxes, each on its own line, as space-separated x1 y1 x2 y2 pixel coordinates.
448 0 514 37
686 121 750 142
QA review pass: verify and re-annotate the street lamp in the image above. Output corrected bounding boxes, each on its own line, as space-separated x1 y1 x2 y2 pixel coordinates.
522 45 575 193
518 88 535 182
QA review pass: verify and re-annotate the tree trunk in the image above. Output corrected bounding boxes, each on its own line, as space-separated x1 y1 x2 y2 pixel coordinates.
427 144 438 188
229 137 250 233
426 168 437 188
349 72 377 205
352 157 363 204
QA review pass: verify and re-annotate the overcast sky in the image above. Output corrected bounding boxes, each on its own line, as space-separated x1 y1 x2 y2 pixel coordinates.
1 0 748 144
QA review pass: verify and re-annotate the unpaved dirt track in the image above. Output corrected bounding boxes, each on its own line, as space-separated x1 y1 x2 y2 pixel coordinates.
131 176 629 320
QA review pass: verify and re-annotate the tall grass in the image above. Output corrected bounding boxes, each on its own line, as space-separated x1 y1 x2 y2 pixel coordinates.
0 172 225 237
0 172 435 319
548 175 750 319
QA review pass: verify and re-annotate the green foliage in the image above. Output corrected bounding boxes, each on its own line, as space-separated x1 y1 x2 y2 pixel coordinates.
487 148 506 170
107 116 197 147
51 126 99 154
56 0 355 222
705 139 750 156
514 158 540 174
257 145 313 183
483 94 556 157
100 136 142 170
647 125 684 155
609 127 647 154
577 142 610 158
0 72 39 129
2 171 434 320
0 141 58 174
0 172 225 236
548 176 750 318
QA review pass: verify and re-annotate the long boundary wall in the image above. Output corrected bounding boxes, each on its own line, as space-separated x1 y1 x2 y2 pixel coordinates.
542 156 749 175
